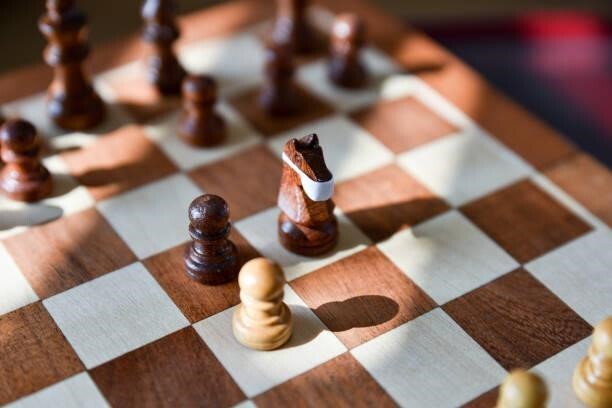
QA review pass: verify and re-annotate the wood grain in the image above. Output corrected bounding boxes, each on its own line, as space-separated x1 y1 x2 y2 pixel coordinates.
544 152 612 227
444 268 592 370
334 164 449 242
254 352 397 407
461 179 591 263
62 125 178 200
351 96 458 153
90 327 246 407
188 145 282 221
291 246 435 348
0 302 83 405
3 208 137 298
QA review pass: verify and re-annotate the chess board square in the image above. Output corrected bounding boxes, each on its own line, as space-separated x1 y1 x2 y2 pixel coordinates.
526 230 612 325
463 387 499 408
188 145 281 220
62 125 178 201
144 103 262 171
0 302 83 405
234 207 371 281
0 244 38 316
443 268 592 370
44 262 189 369
3 208 136 298
7 373 108 408
334 164 450 242
378 211 518 305
352 308 506 407
296 47 399 112
193 286 347 397
351 95 458 153
229 85 334 138
143 233 259 323
90 327 245 407
97 174 202 259
397 130 532 206
254 353 396 407
291 246 435 349
267 115 394 182
461 179 592 263
544 153 612 227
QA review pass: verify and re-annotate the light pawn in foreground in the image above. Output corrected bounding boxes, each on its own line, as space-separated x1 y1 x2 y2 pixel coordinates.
496 369 548 408
573 316 612 407
233 258 293 350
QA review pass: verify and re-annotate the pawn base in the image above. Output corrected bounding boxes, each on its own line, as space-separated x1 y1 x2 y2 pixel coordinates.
184 244 239 285
178 115 226 148
573 357 612 408
278 213 338 257
47 92 105 131
329 59 368 89
0 168 53 202
232 303 293 350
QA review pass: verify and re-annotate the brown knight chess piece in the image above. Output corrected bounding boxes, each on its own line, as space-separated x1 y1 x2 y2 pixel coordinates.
259 42 301 117
39 0 105 130
277 133 338 256
272 0 319 55
141 0 186 95
329 13 368 89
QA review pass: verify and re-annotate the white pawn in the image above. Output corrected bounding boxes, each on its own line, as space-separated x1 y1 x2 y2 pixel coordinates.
496 369 548 408
232 258 293 350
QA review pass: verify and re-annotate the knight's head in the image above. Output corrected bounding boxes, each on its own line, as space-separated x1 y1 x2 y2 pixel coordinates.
285 133 332 183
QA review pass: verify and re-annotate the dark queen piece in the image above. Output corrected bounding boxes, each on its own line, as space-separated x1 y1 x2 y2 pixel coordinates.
272 0 319 55
184 194 240 285
329 13 369 89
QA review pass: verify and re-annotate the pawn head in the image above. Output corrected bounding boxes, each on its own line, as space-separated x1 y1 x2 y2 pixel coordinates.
238 258 286 300
497 369 548 408
332 13 366 46
0 119 39 153
593 317 612 358
188 194 230 236
182 74 217 104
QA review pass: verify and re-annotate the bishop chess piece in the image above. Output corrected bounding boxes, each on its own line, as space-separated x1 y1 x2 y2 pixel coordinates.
496 370 548 408
278 133 338 256
184 194 239 285
141 0 186 95
573 317 612 407
271 0 318 55
233 257 293 350
178 75 226 147
39 0 104 130
259 42 300 117
0 120 52 202
329 13 368 89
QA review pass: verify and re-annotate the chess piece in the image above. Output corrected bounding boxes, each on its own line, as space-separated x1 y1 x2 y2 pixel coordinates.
573 317 612 407
278 133 337 256
39 0 105 130
329 13 368 89
496 370 548 408
0 120 53 202
184 194 239 285
272 0 318 55
141 0 186 95
259 42 300 117
233 257 293 350
178 75 226 147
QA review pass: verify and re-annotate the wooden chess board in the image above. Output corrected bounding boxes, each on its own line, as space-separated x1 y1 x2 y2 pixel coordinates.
1 1 611 406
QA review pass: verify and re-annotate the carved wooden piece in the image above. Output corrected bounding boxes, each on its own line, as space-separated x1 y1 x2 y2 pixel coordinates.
272 0 318 54
329 13 368 89
277 134 338 256
259 42 301 117
184 194 240 285
179 75 226 147
141 0 186 95
233 258 293 350
496 370 548 408
39 0 105 130
573 317 612 408
0 119 52 202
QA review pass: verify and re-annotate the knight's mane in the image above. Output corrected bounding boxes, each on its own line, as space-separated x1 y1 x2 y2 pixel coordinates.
288 134 332 182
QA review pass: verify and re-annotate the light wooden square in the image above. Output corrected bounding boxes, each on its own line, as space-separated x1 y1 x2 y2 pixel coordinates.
0 244 38 316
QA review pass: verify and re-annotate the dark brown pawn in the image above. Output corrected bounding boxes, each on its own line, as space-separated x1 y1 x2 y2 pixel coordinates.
272 0 318 55
141 0 186 95
259 42 300 117
178 75 226 147
184 194 239 285
329 14 368 89
0 120 52 202
39 0 105 130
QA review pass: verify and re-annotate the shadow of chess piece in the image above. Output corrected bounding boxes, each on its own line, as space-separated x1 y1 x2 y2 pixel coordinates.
496 369 548 408
0 120 53 202
141 0 186 95
573 317 612 408
233 257 293 350
178 75 226 147
272 0 318 55
39 0 105 130
184 194 239 285
329 13 368 89
259 42 301 117
278 133 338 256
